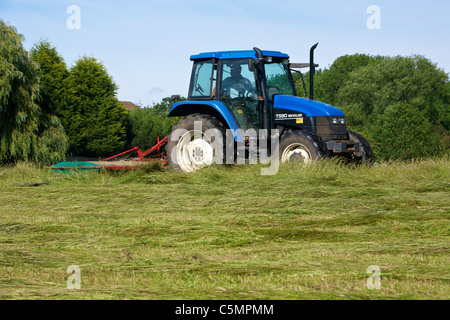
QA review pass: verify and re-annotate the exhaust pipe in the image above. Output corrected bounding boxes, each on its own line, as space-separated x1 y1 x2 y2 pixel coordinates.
253 47 270 130
309 43 319 100
253 47 264 62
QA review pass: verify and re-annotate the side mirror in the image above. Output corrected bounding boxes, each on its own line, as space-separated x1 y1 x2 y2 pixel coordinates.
248 59 256 72
290 63 318 69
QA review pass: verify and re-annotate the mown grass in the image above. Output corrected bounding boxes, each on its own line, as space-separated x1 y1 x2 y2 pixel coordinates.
0 158 448 300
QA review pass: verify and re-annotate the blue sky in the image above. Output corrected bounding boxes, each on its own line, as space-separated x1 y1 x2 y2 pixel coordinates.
1 0 449 106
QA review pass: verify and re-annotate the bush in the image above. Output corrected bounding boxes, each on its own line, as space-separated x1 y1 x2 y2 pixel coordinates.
295 53 449 160
337 56 449 160
127 97 181 151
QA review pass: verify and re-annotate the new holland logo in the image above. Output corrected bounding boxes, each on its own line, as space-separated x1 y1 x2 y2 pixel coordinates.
275 113 304 120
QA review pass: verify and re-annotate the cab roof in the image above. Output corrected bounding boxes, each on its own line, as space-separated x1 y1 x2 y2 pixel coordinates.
190 50 290 61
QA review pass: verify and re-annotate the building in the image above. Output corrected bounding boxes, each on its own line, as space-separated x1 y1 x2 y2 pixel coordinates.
119 101 138 111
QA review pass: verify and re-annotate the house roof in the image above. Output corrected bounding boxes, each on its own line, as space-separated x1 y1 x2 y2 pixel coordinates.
120 101 138 110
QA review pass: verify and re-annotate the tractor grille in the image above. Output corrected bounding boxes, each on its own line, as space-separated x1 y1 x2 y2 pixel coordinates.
315 116 348 141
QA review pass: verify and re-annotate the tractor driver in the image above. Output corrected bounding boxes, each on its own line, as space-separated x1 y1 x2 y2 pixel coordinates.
221 64 257 99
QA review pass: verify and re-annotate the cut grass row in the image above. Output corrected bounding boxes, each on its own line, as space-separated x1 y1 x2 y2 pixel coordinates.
0 158 448 299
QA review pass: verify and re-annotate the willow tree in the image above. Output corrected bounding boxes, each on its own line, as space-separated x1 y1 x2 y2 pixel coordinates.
0 20 68 164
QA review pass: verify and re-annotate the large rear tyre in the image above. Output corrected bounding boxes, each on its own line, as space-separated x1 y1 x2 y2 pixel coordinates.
166 114 228 172
279 131 327 164
348 130 374 163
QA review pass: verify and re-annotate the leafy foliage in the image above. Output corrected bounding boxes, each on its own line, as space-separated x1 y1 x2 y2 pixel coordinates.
0 20 68 164
127 97 181 151
64 57 128 156
337 56 449 159
295 53 449 160
31 42 128 157
294 54 380 103
30 41 69 115
315 54 381 105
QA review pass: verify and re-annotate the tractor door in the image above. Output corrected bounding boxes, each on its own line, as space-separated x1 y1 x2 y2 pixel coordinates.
189 59 216 99
219 59 259 131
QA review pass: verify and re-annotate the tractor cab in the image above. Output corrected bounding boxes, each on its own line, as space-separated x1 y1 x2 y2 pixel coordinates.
184 50 297 132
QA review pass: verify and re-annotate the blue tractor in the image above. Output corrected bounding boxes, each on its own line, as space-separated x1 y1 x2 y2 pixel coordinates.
166 44 373 172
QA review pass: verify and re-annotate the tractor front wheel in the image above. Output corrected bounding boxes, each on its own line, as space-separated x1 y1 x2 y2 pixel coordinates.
348 130 374 163
279 131 326 164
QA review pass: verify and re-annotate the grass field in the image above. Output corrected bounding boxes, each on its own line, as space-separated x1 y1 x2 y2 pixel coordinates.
0 158 449 300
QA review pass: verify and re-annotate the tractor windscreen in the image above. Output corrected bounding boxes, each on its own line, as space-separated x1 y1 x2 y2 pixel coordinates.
264 61 295 99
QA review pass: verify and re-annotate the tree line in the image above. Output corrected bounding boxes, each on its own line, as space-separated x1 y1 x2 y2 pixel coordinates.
293 54 449 160
0 20 176 164
1 20 448 163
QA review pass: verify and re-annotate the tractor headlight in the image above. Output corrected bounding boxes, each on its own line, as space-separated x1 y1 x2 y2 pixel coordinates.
332 118 345 125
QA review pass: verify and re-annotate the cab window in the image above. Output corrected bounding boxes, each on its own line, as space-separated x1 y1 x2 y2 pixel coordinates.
264 62 295 99
190 60 215 98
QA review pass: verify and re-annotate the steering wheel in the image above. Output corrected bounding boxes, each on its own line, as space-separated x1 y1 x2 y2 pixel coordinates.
230 82 246 93
245 89 258 98
233 81 258 98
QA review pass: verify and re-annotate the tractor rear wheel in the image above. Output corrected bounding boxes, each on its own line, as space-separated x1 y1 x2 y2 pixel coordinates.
348 130 374 163
166 114 228 172
279 131 326 164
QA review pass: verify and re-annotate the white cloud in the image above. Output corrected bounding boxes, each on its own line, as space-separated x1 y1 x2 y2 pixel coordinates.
148 87 165 95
